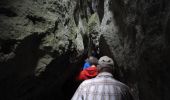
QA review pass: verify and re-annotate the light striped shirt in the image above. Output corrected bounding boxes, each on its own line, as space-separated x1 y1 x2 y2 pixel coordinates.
71 72 134 100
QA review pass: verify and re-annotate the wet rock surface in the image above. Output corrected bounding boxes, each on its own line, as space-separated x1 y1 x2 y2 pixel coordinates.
0 0 170 100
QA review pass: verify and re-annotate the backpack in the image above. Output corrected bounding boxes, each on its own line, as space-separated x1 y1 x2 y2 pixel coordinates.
76 65 98 81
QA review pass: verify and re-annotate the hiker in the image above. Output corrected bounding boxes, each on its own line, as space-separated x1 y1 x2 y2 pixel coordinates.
83 56 97 69
77 56 98 81
72 56 134 100
82 58 91 70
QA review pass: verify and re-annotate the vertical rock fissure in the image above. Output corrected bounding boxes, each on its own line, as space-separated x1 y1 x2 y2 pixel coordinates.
0 0 170 100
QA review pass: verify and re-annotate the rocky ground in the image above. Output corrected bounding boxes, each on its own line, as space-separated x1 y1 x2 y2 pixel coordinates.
0 0 170 100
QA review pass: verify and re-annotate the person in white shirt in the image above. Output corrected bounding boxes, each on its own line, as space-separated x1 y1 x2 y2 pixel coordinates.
72 56 134 100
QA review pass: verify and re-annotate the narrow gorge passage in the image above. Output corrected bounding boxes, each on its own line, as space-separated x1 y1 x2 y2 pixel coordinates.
0 0 170 100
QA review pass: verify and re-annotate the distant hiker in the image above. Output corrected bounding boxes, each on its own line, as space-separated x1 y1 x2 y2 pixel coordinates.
82 58 91 70
91 49 99 58
72 56 134 100
83 56 98 69
77 56 98 81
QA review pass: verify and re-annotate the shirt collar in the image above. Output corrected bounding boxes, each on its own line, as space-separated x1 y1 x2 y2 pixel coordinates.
97 72 113 78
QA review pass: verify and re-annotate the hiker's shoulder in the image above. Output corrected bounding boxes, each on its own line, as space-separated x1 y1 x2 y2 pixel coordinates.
80 78 96 87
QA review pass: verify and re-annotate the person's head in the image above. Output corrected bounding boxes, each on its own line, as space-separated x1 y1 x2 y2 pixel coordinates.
97 56 114 74
88 56 98 65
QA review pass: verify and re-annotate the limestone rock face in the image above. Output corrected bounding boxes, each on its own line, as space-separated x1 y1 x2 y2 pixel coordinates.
0 0 170 100
0 0 84 76
98 0 170 100
0 0 84 99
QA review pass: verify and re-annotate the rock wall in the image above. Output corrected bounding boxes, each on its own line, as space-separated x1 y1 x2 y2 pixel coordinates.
0 0 84 99
99 0 170 100
0 0 170 100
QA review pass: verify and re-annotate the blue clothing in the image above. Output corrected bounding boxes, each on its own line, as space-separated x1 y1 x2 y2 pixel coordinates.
83 62 91 69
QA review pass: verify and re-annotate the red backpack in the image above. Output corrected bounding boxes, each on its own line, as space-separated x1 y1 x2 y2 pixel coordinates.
76 65 98 81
